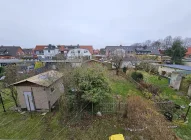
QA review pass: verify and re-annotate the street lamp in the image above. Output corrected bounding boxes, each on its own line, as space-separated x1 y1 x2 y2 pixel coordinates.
184 102 191 122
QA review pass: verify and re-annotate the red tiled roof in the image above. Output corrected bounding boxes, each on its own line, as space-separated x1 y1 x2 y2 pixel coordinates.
34 45 46 51
57 45 66 51
93 49 100 54
80 45 93 54
186 47 191 55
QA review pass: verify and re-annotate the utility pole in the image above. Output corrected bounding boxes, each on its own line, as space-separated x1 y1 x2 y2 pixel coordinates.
0 92 6 112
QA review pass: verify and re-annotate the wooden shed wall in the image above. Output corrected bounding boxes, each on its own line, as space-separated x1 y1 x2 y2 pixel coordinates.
46 78 64 106
16 85 49 110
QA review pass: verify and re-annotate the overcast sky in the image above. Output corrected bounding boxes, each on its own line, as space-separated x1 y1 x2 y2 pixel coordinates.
0 0 191 49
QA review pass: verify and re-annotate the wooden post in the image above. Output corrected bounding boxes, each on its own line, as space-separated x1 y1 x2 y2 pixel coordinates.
27 95 32 118
0 92 6 112
48 101 51 112
30 87 36 110
92 102 93 120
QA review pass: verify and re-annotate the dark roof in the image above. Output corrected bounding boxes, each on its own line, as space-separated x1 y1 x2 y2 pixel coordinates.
105 45 161 55
0 46 22 57
162 64 191 71
23 48 33 53
44 44 57 50
105 46 139 52
64 45 80 49
146 46 161 55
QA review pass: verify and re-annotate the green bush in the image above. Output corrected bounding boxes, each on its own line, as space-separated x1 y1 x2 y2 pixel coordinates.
0 67 4 74
143 91 153 99
131 72 143 82
123 67 127 73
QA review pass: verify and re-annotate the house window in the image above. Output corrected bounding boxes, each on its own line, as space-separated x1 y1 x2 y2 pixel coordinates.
51 87 55 92
48 50 50 53
78 50 80 53
36 51 39 54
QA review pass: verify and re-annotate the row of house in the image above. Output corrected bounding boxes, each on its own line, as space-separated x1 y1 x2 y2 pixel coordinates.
104 45 163 57
103 45 191 58
2 44 191 60
0 44 98 60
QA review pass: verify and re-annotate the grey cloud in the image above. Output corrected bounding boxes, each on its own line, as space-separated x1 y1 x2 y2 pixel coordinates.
0 0 191 48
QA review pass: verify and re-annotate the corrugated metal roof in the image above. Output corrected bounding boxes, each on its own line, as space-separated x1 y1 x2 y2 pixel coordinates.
105 46 137 51
173 70 191 75
13 70 63 87
163 64 191 71
0 59 22 63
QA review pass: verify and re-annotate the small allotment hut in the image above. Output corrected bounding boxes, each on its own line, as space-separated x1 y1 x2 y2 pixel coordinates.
13 70 64 111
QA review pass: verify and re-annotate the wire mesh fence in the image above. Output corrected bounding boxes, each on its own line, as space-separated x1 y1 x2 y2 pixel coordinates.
98 103 126 114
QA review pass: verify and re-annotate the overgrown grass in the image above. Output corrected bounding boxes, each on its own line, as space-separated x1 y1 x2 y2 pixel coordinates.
109 71 141 96
0 71 138 140
0 107 129 139
139 71 191 140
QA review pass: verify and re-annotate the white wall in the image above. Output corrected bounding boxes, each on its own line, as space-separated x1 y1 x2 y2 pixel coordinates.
67 49 92 59
112 61 135 69
170 73 182 90
44 49 59 58
158 66 176 76
158 66 184 77
183 61 191 67
121 61 135 68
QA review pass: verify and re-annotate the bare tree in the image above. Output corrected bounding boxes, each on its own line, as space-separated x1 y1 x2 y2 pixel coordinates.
131 43 142 46
110 49 125 75
164 36 173 47
4 65 18 107
143 40 152 47
173 36 182 43
53 53 66 60
183 37 191 48
151 41 160 47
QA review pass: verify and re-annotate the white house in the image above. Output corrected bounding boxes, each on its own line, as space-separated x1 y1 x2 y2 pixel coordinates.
43 45 59 59
67 49 92 60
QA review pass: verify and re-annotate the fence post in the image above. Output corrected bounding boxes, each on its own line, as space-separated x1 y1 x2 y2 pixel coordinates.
92 102 93 119
0 92 6 112
48 101 51 112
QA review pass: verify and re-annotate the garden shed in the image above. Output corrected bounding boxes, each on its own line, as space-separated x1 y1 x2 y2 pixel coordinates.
13 70 64 111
